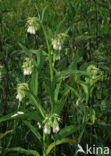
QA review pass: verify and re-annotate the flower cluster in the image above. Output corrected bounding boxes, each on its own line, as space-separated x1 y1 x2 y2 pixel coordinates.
22 57 33 75
87 65 99 78
27 17 40 35
52 39 62 51
16 83 29 102
85 65 102 86
43 114 60 135
51 33 68 61
52 33 67 51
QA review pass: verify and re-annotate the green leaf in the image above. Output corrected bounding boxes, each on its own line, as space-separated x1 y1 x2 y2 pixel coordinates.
67 85 80 98
18 42 31 56
41 6 48 23
90 75 102 86
23 120 42 143
44 138 76 156
75 35 93 42
55 70 86 82
4 147 40 156
54 88 70 114
78 81 89 104
0 111 42 124
98 2 110 9
23 112 43 122
54 81 61 103
25 90 46 118
69 52 79 70
0 112 24 123
0 130 13 139
55 125 78 139
30 69 38 96
56 15 67 33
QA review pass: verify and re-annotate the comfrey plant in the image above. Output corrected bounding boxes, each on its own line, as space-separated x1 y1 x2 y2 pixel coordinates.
1 6 76 156
74 64 103 125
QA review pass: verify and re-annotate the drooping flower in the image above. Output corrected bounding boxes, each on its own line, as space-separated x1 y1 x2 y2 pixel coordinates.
52 117 60 133
56 55 61 61
24 69 32 75
43 113 61 134
16 83 29 102
27 26 36 34
27 17 40 35
22 58 33 76
52 39 62 51
16 94 22 102
53 124 60 133
44 126 51 134
52 33 67 51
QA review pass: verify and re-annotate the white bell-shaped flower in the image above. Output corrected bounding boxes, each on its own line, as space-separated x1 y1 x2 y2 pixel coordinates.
16 94 22 102
53 43 58 50
44 126 51 134
58 45 62 50
56 55 61 61
23 58 33 76
24 70 27 75
27 26 36 35
24 69 32 75
53 39 62 51
53 124 60 133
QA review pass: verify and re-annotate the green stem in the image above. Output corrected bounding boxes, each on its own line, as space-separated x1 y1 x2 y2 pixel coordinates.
43 132 46 154
41 24 54 113
17 101 21 110
42 25 53 81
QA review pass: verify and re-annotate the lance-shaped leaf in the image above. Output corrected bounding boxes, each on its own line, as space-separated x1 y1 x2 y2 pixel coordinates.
54 81 61 103
0 130 13 139
78 80 89 104
30 69 38 96
41 6 48 23
54 70 86 82
44 138 76 156
25 90 46 118
0 112 24 123
23 120 42 143
4 147 40 156
55 125 78 139
0 111 43 123
54 87 70 114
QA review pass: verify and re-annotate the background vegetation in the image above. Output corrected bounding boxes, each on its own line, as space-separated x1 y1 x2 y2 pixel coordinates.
0 0 111 155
